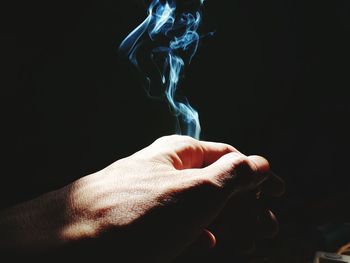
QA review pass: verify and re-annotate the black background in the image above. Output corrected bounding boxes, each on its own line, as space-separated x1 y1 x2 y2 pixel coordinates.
1 0 350 262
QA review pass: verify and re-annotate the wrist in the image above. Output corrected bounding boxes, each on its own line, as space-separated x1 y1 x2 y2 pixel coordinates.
0 183 98 252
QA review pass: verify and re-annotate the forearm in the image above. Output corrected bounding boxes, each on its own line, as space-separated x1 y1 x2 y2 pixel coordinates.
0 188 72 252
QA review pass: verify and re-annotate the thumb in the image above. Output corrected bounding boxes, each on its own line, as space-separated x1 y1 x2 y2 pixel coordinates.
200 152 270 195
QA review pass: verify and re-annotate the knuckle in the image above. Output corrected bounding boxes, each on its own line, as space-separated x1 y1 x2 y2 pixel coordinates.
223 153 251 173
234 155 253 171
154 135 171 144
155 135 196 145
193 177 222 190
235 154 251 165
176 135 197 145
220 143 238 153
163 135 201 153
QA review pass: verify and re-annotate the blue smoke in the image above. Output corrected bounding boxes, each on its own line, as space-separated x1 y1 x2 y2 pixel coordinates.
119 0 205 139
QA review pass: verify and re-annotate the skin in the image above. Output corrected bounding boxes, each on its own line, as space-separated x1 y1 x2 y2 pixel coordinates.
0 135 284 262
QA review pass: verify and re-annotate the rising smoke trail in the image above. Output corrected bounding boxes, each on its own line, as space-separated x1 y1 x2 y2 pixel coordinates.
119 0 205 139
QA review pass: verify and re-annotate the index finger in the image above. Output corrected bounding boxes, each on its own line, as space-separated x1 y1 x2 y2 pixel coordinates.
199 140 240 167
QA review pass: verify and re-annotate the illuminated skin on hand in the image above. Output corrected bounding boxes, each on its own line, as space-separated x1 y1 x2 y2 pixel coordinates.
0 135 284 262
64 135 283 261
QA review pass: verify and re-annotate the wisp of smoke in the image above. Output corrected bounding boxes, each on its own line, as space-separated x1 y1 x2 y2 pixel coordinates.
119 0 206 139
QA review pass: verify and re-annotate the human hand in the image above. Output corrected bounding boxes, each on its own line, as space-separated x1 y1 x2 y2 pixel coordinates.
59 135 275 261
0 135 278 262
